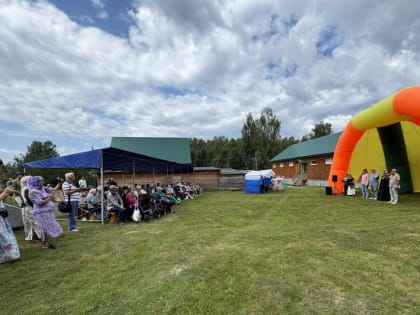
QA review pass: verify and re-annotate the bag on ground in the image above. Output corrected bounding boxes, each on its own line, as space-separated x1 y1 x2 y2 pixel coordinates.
132 206 140 222
58 201 72 213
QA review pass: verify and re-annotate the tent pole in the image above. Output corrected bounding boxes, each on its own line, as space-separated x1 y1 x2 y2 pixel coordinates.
100 151 104 224
132 160 135 189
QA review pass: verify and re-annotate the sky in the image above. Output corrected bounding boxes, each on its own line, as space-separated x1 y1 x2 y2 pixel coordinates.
1 0 420 163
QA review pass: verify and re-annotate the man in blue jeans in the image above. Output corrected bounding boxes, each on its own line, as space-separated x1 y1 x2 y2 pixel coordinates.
62 172 81 231
369 169 379 200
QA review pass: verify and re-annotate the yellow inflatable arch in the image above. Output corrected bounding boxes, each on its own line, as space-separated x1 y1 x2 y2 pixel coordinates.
328 86 420 194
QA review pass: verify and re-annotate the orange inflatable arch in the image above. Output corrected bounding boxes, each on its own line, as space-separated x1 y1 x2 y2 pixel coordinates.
328 86 420 194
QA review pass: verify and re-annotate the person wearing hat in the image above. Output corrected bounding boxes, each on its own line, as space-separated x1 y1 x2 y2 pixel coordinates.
107 185 126 224
28 176 63 249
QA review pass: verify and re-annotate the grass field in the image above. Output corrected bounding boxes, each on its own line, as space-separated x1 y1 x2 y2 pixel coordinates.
1 187 420 314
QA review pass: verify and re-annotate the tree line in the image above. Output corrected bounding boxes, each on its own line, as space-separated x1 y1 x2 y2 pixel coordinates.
1 108 333 184
190 107 332 169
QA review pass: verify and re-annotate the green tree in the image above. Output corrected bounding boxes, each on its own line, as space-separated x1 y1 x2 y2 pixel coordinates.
188 108 297 170
226 138 245 169
242 108 282 169
190 138 206 166
11 140 60 183
311 121 333 138
301 121 333 141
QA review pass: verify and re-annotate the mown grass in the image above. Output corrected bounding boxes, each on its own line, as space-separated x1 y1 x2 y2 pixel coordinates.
1 187 419 314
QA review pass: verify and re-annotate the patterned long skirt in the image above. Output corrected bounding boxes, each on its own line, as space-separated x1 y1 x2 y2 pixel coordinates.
34 211 63 241
0 216 20 264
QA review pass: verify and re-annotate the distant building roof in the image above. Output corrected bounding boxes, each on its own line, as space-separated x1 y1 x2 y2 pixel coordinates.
270 132 342 162
111 137 191 164
220 168 248 175
193 167 247 175
193 166 220 171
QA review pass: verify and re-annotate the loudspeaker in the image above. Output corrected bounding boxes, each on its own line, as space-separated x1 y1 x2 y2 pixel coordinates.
332 175 338 182
325 186 332 195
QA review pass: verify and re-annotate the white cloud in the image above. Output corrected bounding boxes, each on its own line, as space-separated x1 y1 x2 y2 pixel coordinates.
1 0 420 162
91 0 105 10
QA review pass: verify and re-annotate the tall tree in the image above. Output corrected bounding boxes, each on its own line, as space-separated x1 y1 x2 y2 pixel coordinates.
242 108 282 169
23 140 59 163
190 138 207 166
301 121 333 141
11 140 60 183
311 121 333 138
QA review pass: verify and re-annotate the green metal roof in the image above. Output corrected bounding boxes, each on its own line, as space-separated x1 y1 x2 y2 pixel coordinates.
111 137 192 164
270 132 342 162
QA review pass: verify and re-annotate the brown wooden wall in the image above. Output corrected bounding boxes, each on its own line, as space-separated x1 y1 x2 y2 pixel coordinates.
272 155 333 181
99 170 220 189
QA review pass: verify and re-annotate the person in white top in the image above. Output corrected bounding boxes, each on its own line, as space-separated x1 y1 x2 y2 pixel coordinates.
62 172 81 231
388 168 401 204
78 176 87 189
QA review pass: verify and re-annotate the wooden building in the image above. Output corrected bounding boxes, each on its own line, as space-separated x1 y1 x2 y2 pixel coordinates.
105 167 247 190
270 133 341 186
106 138 246 190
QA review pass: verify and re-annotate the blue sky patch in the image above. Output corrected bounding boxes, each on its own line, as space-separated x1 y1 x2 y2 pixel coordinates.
282 15 298 31
156 85 203 98
316 25 341 58
49 0 134 38
265 62 297 80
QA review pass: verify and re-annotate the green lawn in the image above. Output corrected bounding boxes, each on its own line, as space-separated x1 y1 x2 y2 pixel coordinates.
1 187 420 314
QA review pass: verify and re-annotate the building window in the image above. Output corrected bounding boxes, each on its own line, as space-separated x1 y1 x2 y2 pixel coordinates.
311 160 317 165
325 158 333 165
289 161 294 167
279 162 284 168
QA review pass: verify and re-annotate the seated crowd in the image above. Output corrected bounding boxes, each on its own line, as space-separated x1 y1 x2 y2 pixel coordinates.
77 179 202 224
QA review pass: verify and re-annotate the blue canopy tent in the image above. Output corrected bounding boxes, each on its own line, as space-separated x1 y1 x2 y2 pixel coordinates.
23 147 193 223
245 169 275 194
23 147 192 173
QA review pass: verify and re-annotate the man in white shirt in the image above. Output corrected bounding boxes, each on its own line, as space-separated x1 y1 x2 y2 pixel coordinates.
62 172 81 231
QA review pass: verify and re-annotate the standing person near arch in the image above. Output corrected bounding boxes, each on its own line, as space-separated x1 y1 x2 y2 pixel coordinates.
369 169 380 200
62 173 81 232
388 168 401 205
359 169 369 199
377 169 391 201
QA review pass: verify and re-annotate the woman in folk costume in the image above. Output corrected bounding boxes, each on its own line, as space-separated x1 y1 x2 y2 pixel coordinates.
20 175 41 241
0 186 20 263
28 176 63 249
